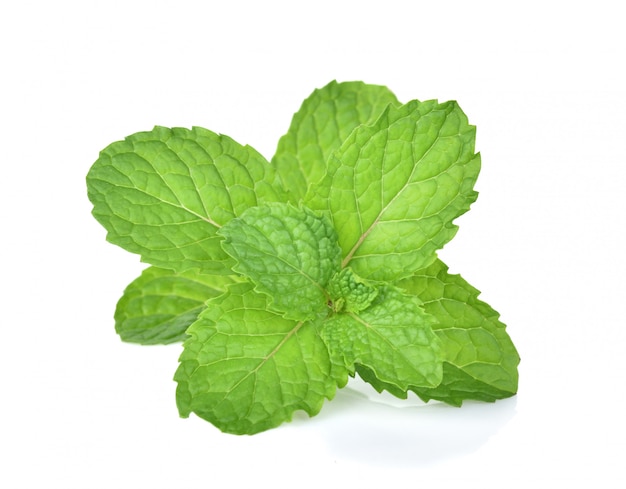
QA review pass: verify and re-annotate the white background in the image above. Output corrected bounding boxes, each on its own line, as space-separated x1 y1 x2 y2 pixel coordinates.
2 0 625 487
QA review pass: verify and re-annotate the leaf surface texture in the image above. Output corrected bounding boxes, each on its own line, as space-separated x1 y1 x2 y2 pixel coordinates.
175 283 340 435
308 100 480 281
273 80 399 202
219 203 341 321
87 126 286 274
115 266 234 345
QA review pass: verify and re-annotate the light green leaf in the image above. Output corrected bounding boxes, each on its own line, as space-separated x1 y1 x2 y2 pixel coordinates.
87 126 287 274
308 100 480 281
321 286 443 390
174 283 343 435
272 80 399 202
327 267 378 313
363 259 519 405
114 266 235 345
356 362 514 406
218 203 341 321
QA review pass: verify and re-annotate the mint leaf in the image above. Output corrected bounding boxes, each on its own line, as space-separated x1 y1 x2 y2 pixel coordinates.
396 259 519 404
327 267 378 313
87 81 520 434
174 283 341 435
218 203 341 321
308 100 480 281
321 286 443 390
272 80 399 202
114 266 234 345
87 126 286 274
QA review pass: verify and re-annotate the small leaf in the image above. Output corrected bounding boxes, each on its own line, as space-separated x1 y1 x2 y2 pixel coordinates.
87 126 287 274
327 267 378 313
308 100 480 281
114 266 235 345
272 80 399 202
218 203 341 321
321 286 443 390
174 283 342 435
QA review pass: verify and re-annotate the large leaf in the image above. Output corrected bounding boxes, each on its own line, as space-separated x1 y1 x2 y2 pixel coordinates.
361 259 520 405
218 203 341 321
174 283 343 435
114 266 234 345
321 286 443 390
87 126 286 274
272 80 399 202
307 100 480 281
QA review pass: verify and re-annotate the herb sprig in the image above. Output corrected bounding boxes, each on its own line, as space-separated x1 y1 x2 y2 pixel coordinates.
87 80 519 435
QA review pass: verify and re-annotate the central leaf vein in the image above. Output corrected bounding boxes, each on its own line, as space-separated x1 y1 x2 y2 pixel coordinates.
341 113 446 267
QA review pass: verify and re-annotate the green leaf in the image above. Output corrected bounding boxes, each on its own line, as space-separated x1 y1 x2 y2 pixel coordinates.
307 100 481 281
87 81 520 433
272 80 399 203
174 283 343 435
218 203 341 321
87 126 287 274
321 286 443 390
326 267 378 313
114 266 235 345
378 259 519 405
355 364 408 399
356 362 514 406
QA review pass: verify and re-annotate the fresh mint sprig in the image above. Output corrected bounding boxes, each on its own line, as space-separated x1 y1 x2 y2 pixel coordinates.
87 80 519 435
